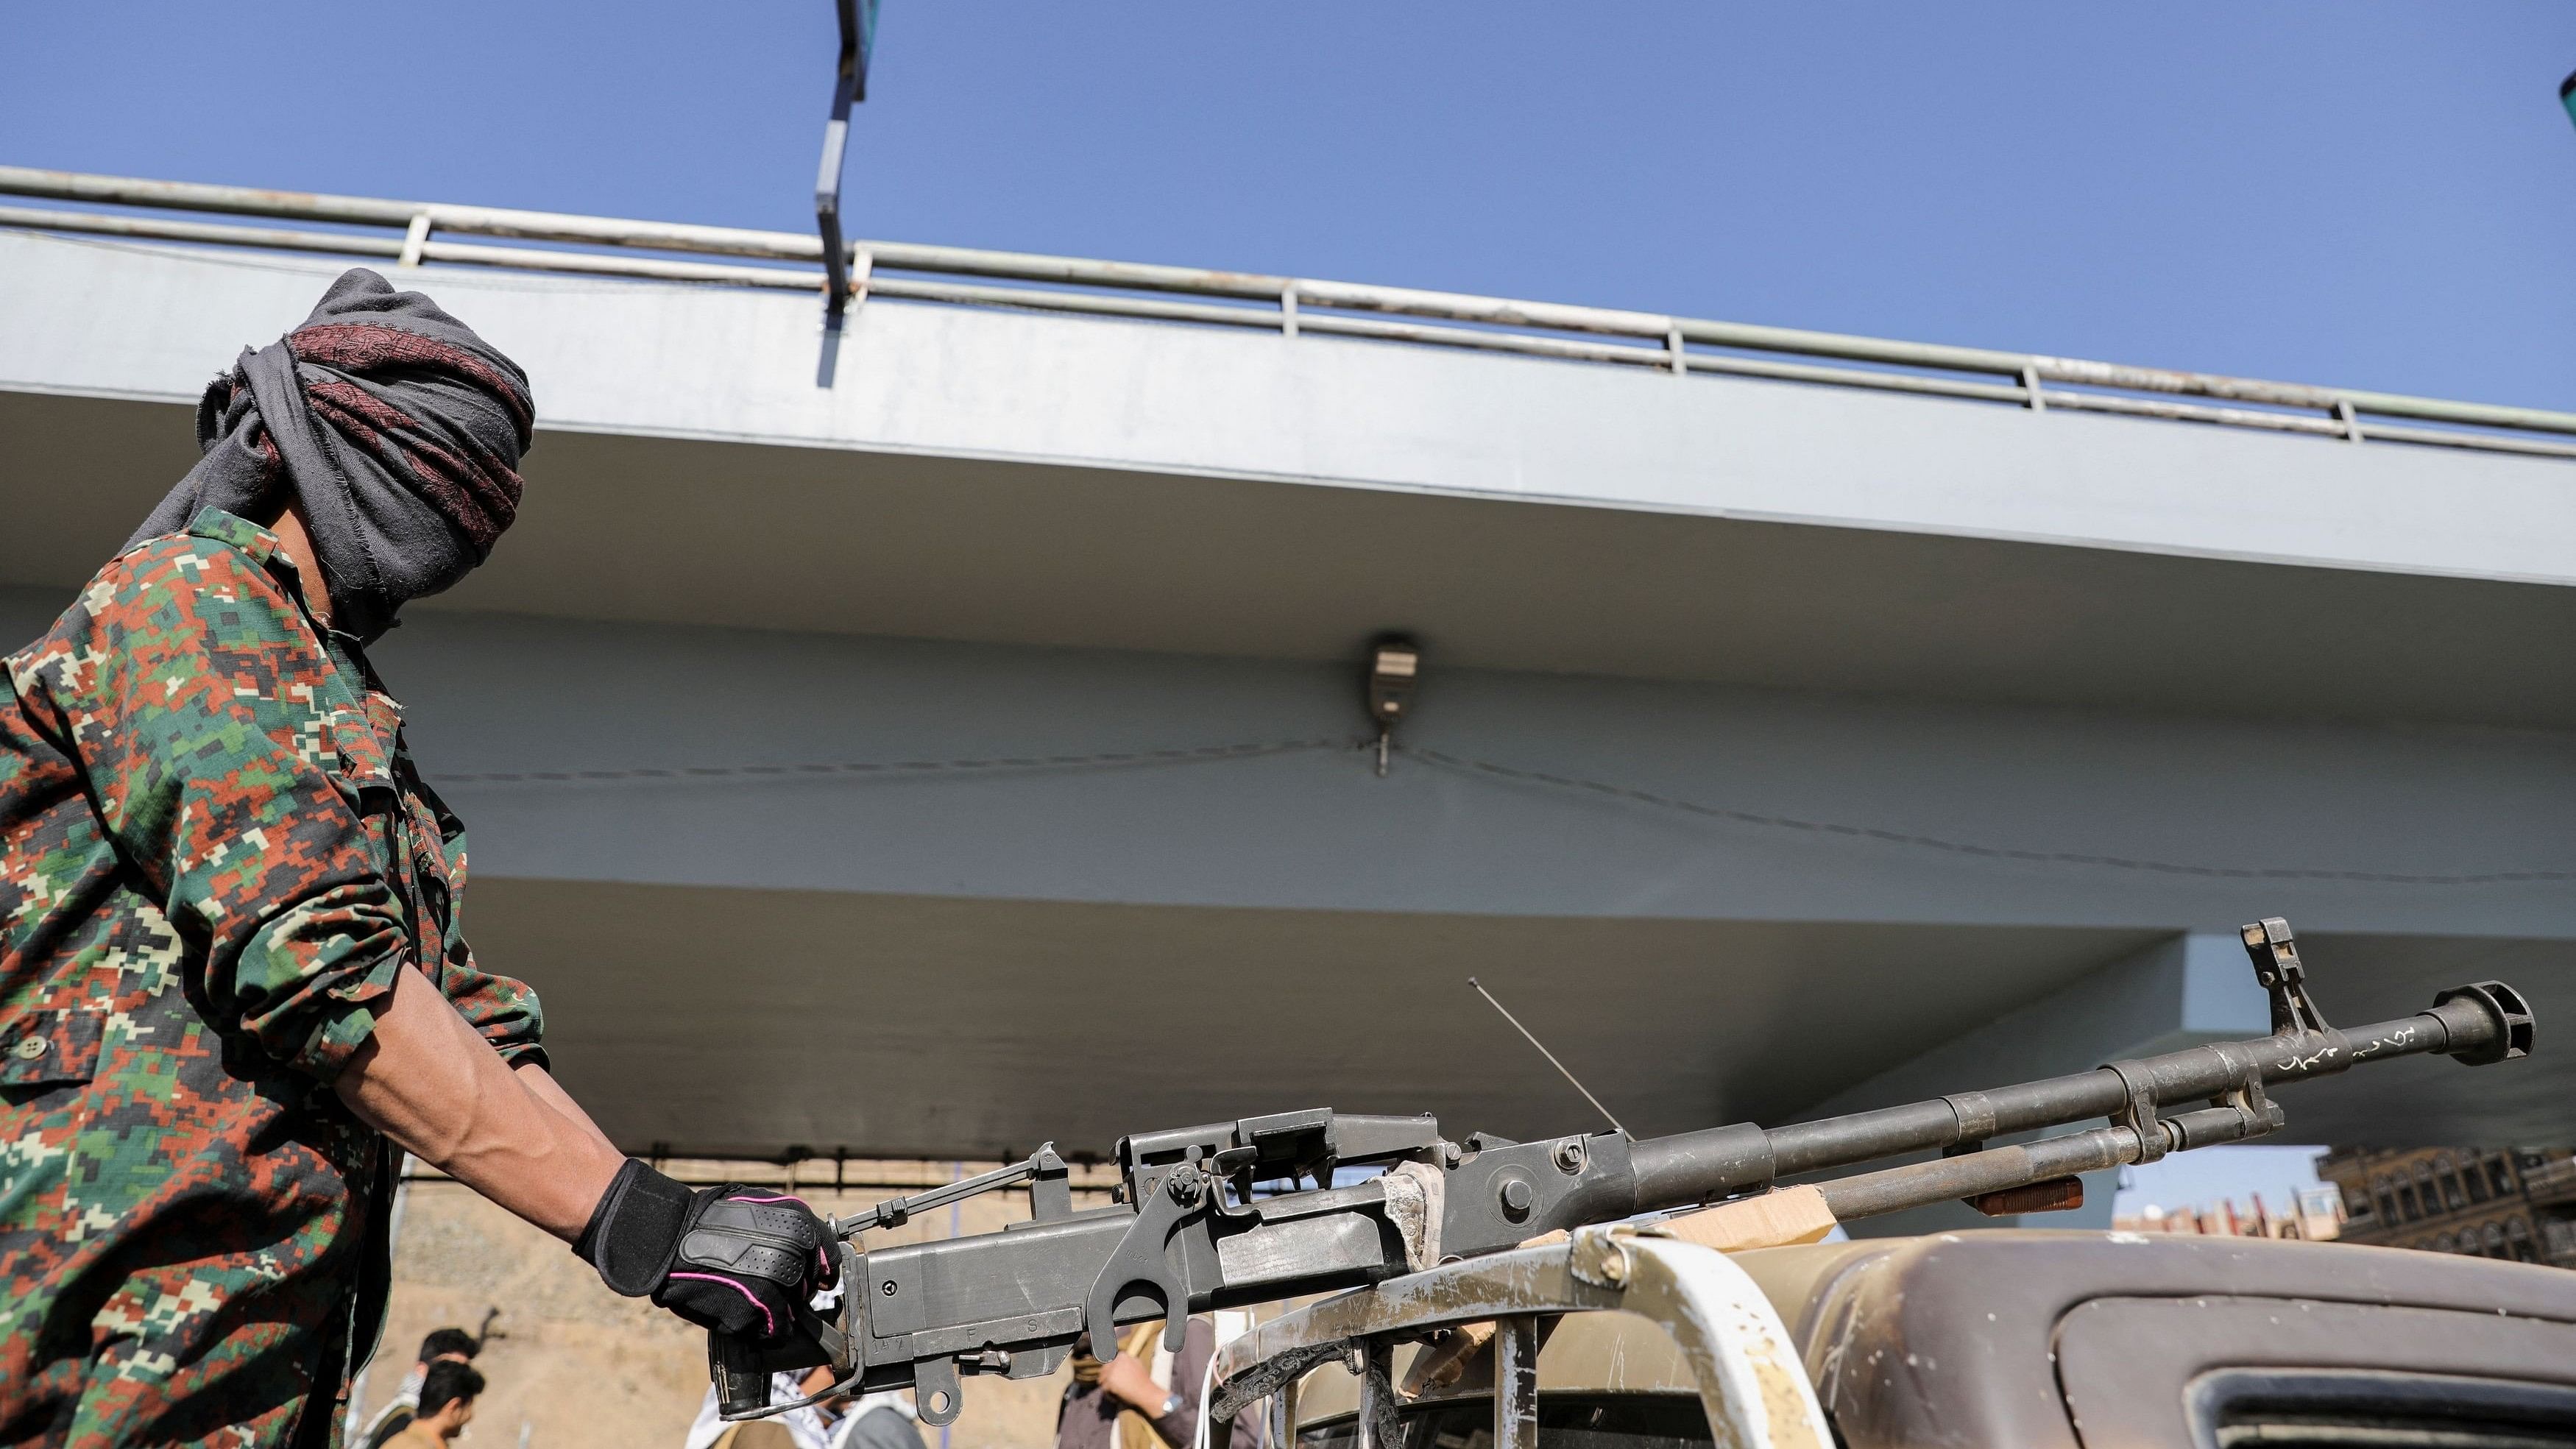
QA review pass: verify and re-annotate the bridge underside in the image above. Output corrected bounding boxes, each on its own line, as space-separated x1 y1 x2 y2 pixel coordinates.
463 880 2570 1160
4 232 2572 1163
12 387 2576 730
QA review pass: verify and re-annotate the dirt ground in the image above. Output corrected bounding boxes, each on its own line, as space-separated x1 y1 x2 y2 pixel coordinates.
355 1161 1121 1449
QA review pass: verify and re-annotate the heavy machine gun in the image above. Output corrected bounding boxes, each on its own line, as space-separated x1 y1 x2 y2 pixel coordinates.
708 919 2534 1425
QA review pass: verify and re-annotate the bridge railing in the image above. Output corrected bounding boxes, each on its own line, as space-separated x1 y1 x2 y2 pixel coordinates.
5 164 2572 460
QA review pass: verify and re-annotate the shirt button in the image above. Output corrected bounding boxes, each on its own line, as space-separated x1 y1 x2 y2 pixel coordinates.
12 1037 49 1060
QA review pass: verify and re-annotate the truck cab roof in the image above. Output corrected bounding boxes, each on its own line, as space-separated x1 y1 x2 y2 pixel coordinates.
1245 1227 2576 1449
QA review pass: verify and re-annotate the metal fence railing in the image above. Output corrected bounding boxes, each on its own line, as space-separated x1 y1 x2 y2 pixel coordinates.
5 165 2572 460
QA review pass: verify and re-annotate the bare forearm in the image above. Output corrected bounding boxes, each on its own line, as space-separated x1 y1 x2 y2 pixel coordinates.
515 1054 609 1140
1098 1365 1158 1413
334 966 625 1239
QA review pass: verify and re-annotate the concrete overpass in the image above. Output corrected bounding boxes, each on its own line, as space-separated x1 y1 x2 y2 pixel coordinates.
4 171 2574 1219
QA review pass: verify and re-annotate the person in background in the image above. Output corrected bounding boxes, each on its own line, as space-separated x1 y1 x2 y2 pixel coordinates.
361 1329 481 1449
682 1366 844 1449
829 1390 924 1449
1057 1319 1261 1449
385 1364 481 1449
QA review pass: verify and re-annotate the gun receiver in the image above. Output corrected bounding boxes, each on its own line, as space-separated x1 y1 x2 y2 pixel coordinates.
711 920 2533 1425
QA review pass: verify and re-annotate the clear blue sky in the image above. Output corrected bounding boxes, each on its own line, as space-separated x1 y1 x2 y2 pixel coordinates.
10 3 2575 408
2116 1144 2324 1220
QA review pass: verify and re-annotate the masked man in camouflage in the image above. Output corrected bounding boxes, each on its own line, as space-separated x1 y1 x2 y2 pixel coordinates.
1 272 837 1448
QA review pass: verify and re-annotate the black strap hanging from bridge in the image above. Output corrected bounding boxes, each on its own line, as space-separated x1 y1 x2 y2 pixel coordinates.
814 0 880 386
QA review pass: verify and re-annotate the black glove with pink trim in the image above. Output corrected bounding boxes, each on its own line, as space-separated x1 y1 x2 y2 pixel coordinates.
576 1160 834 1344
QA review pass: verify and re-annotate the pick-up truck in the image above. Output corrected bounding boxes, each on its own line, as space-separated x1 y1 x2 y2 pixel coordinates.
1216 1225 2576 1449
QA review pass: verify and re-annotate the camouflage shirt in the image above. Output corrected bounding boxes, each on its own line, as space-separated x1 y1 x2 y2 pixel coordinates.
0 509 545 1449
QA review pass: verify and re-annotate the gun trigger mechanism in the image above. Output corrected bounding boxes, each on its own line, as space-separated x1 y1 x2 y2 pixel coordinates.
1085 1151 1208 1358
2241 917 2332 1037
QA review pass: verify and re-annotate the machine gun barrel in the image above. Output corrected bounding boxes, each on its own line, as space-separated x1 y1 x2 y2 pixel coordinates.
705 923 2533 1428
1814 1104 2277 1222
1628 984 2529 1214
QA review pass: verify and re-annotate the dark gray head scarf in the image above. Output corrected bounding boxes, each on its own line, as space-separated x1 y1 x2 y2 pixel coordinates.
129 268 536 643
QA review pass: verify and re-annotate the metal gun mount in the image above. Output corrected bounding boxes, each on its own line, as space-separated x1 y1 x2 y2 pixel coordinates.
710 918 2536 1428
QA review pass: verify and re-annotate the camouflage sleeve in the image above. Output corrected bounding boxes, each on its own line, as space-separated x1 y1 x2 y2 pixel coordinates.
11 540 411 1080
435 931 549 1071
403 790 549 1069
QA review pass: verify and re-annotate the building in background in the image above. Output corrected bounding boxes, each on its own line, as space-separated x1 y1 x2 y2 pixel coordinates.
2122 1149 2576 1266
2114 1183 2344 1241
2317 1148 2576 1266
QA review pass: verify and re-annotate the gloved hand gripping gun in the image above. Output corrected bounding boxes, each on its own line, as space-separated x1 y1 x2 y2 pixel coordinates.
708 918 2534 1425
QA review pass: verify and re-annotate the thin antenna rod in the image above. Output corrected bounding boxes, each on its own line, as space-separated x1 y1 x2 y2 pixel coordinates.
1467 976 1632 1140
